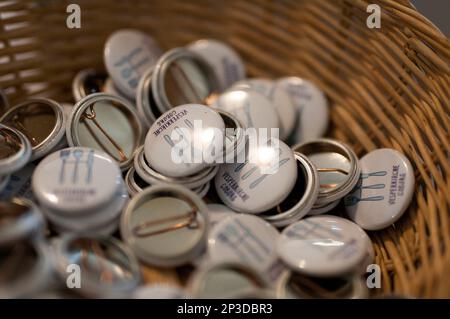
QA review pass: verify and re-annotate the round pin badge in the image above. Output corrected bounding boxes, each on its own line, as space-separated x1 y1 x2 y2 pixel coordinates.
293 138 360 207
188 262 270 299
54 234 142 298
277 77 329 143
215 139 297 214
121 185 209 267
277 215 374 277
152 48 220 114
0 198 45 244
260 152 319 227
0 98 66 160
144 104 225 178
233 78 296 140
211 88 279 131
207 214 279 275
187 39 246 90
32 147 123 214
0 124 32 176
67 93 143 170
72 69 108 101
345 148 415 230
133 284 189 299
104 29 162 99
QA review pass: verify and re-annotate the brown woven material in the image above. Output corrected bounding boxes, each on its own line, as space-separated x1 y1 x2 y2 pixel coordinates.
0 0 449 298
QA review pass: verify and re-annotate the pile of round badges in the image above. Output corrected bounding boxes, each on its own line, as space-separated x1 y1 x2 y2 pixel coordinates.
0 29 416 299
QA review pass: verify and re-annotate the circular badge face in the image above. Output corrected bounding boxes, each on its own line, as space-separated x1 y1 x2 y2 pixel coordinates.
215 139 297 214
32 147 122 213
208 214 279 274
345 148 414 230
133 284 189 299
211 88 279 132
233 78 296 140
144 104 225 178
120 185 209 267
277 215 373 277
277 77 329 143
104 29 162 98
293 139 360 205
188 39 246 90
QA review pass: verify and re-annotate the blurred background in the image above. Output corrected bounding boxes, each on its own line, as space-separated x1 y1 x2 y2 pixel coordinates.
412 0 449 37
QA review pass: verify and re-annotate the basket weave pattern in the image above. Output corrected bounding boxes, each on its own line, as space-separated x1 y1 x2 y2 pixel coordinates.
0 0 449 298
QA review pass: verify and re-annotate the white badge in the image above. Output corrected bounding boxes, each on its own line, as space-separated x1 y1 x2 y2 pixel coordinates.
215 139 297 214
277 77 329 143
233 78 296 140
345 148 414 230
277 215 373 277
207 214 280 277
32 147 123 213
104 29 162 98
144 104 225 178
211 88 279 132
188 39 246 90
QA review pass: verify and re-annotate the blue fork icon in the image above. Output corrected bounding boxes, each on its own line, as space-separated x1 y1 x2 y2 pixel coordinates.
344 195 384 206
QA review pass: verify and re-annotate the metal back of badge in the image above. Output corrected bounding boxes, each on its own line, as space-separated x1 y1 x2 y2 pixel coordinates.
293 138 360 206
152 48 221 113
0 98 66 161
68 93 143 170
121 185 209 267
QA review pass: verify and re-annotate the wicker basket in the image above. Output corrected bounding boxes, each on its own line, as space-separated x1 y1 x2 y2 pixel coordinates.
0 0 449 298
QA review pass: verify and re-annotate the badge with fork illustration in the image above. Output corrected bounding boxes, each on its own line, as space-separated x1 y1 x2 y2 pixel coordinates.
59 149 95 184
344 170 386 207
344 148 415 231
